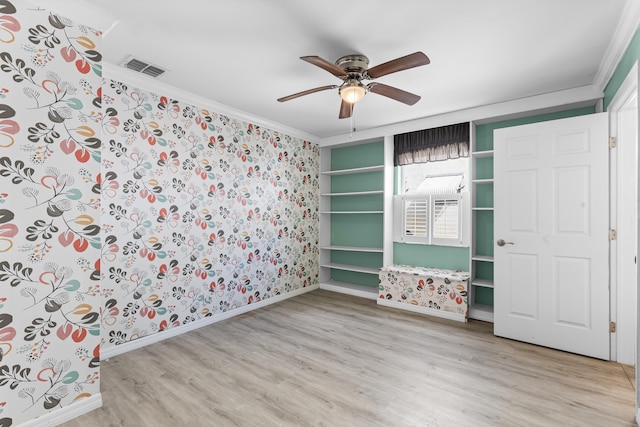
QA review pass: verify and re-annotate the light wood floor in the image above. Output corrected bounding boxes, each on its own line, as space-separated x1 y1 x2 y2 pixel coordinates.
62 290 636 427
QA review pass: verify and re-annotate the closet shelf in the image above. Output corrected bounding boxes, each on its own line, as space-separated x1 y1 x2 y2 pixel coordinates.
471 150 494 158
471 278 494 289
320 211 384 214
320 246 384 253
321 165 384 176
471 255 494 262
321 190 384 197
321 263 379 275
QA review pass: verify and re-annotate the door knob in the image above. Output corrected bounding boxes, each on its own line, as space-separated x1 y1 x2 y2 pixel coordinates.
497 239 514 246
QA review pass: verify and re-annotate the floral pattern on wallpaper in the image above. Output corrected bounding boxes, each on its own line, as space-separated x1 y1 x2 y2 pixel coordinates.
100 80 319 350
0 1 102 426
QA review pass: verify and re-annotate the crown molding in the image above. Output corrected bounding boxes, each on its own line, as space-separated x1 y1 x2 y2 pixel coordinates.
320 85 602 146
594 0 640 90
26 0 120 34
27 1 318 143
103 63 319 143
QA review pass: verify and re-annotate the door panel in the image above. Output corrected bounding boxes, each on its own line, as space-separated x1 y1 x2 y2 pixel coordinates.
494 113 609 360
508 253 539 319
553 130 590 155
553 256 590 327
555 166 590 234
506 136 538 159
508 170 538 232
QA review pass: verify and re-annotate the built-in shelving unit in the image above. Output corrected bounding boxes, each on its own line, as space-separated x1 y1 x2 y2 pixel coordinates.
319 139 393 300
469 128 495 322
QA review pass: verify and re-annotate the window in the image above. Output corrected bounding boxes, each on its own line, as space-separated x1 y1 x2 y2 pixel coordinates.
393 122 470 247
400 159 468 194
393 164 469 247
394 193 466 246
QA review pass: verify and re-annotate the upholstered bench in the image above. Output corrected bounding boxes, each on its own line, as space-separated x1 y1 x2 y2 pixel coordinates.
378 265 470 322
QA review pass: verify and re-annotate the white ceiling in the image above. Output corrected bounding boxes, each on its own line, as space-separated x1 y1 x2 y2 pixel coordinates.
40 0 636 140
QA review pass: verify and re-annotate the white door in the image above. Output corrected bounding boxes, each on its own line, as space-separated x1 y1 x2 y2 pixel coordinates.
494 113 610 360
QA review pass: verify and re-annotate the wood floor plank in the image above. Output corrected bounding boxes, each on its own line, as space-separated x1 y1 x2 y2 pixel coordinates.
61 290 636 427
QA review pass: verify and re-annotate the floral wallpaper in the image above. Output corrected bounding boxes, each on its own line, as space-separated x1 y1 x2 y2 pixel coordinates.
100 80 319 351
0 1 102 426
0 1 319 425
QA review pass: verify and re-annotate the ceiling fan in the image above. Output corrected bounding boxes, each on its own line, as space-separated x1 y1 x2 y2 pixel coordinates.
277 51 430 119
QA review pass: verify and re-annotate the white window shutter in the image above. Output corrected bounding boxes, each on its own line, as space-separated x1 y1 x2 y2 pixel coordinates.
431 195 462 245
404 198 429 238
393 195 429 244
393 194 467 247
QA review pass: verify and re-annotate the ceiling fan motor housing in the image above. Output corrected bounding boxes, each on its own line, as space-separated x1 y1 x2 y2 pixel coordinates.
335 54 370 77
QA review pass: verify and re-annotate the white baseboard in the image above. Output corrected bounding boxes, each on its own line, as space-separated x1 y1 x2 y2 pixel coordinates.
469 305 495 323
17 394 102 427
376 299 467 323
101 284 319 360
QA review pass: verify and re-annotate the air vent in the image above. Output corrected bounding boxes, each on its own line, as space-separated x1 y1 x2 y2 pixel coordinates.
122 56 167 78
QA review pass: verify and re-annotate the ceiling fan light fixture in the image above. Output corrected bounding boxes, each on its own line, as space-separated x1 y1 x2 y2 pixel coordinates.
339 81 366 104
278 52 429 119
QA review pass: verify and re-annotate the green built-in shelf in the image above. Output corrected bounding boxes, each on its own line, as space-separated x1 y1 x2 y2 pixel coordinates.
323 139 386 293
473 181 493 209
474 156 494 180
474 210 494 257
330 140 384 171
328 269 380 288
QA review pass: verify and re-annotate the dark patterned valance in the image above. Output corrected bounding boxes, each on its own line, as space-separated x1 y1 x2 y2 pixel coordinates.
394 122 470 166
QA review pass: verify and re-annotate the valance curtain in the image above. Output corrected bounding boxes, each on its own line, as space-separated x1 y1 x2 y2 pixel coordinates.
394 122 470 166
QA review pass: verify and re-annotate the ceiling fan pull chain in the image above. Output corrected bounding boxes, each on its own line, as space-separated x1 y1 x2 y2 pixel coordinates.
349 106 355 139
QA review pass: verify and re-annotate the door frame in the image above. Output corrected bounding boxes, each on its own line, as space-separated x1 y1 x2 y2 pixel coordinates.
608 60 639 366
606 60 639 422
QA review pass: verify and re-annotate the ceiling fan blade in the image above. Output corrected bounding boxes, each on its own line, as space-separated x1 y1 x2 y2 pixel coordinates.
301 56 348 78
366 51 430 79
277 85 338 102
368 82 421 105
339 100 353 119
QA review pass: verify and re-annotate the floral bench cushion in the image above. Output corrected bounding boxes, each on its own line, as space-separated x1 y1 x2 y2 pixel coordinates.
378 265 470 316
